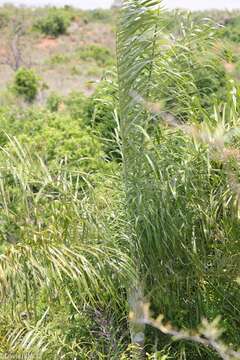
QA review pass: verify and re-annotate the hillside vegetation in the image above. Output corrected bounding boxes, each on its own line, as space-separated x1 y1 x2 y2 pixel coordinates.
0 1 240 359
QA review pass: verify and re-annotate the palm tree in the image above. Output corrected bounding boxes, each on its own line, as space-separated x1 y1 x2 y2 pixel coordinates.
117 0 240 357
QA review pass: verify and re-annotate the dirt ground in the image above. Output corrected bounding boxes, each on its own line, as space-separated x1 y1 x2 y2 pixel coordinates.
0 18 115 100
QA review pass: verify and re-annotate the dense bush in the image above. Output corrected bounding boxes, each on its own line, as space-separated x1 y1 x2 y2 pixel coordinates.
49 82 119 159
34 11 71 37
13 67 39 102
0 107 107 173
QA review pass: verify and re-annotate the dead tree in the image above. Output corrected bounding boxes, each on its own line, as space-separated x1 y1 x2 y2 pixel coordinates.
0 14 31 71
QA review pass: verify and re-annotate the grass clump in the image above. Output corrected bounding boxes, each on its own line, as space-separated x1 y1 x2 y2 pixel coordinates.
0 140 133 359
47 54 70 65
77 44 114 67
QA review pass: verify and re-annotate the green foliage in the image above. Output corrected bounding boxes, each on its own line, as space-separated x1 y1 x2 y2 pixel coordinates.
150 15 227 121
220 16 240 43
46 92 62 112
83 9 113 23
84 77 119 159
0 140 133 358
48 53 70 65
1 3 240 359
13 67 39 103
0 11 9 28
64 91 86 120
70 65 82 76
46 80 119 159
34 10 71 37
0 107 107 174
118 1 240 358
77 44 114 66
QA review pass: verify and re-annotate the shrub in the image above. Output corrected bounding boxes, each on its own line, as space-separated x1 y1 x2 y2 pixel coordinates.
26 119 104 173
0 108 106 174
35 11 70 37
64 91 86 120
13 67 39 103
46 92 62 112
62 83 119 159
77 44 114 67
48 54 70 65
84 77 119 159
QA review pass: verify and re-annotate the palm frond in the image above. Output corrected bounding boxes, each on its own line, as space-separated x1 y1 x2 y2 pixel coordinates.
117 1 240 356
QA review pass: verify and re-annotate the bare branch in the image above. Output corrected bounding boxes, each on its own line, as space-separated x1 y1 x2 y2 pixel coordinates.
0 12 32 71
130 303 240 360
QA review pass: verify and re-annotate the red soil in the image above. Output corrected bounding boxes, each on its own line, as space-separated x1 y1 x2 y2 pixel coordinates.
36 38 59 50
